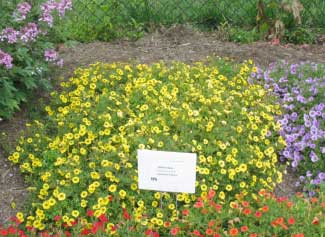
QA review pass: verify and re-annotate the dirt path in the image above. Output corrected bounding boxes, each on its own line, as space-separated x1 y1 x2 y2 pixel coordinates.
1 25 324 225
60 25 325 74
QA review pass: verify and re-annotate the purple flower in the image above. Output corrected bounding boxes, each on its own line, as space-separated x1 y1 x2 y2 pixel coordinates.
57 0 72 17
290 64 297 74
20 23 39 42
13 2 32 21
39 0 57 27
0 49 13 69
0 28 19 44
321 147 325 154
318 172 325 181
56 58 64 67
44 49 58 62
310 151 319 163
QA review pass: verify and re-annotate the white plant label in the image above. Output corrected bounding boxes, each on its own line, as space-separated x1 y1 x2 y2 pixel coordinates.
137 149 197 193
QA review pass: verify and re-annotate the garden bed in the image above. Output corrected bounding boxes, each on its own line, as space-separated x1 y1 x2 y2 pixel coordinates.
0 25 324 226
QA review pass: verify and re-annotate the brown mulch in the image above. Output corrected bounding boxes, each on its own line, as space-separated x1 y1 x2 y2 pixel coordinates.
0 25 324 225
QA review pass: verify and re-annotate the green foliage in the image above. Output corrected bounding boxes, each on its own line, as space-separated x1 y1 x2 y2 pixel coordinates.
228 26 261 43
284 27 317 44
54 0 146 42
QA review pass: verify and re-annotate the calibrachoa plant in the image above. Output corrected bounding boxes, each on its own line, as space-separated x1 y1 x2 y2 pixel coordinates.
250 61 325 194
8 60 286 232
0 0 72 119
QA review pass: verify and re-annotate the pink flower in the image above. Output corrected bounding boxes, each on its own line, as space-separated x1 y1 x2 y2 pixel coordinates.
20 23 39 42
0 49 13 69
13 2 32 21
44 49 58 62
0 28 19 44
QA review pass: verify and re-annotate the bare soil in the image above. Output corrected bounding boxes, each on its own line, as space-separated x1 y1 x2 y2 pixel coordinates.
0 25 324 225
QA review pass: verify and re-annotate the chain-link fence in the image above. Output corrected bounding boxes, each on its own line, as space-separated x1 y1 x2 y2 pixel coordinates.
1 0 324 41
68 0 325 27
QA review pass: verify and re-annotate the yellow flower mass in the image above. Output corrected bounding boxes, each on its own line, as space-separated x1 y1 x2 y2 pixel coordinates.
10 61 285 230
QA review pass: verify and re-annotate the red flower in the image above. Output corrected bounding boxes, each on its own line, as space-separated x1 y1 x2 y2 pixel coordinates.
164 222 171 228
193 230 201 236
98 214 108 223
41 232 50 237
262 205 269 212
249 233 258 237
310 197 318 203
208 220 215 227
255 211 262 218
292 233 304 237
170 227 179 236
286 201 293 208
152 231 160 237
321 202 325 208
122 208 131 220
182 209 189 216
80 229 91 235
229 228 239 236
7 226 16 235
243 208 251 215
0 229 8 236
205 228 213 235
214 234 221 237
86 210 94 217
296 192 303 198
312 217 319 225
91 223 100 234
274 217 288 230
64 231 71 237
145 229 153 236
207 189 216 199
288 217 295 225
242 201 249 207
194 201 204 208
240 225 249 232
54 215 61 221
214 204 222 211
201 208 208 214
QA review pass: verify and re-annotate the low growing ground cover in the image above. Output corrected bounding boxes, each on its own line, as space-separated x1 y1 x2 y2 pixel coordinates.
1 59 324 236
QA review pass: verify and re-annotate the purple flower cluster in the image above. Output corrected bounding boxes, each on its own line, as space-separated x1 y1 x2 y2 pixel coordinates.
13 2 32 21
0 49 13 69
19 23 40 42
0 28 19 44
40 0 72 27
251 61 325 192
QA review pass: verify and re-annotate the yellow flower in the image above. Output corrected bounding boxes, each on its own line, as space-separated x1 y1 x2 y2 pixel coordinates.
108 184 117 193
71 210 79 218
72 176 80 183
226 184 233 191
57 193 66 201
